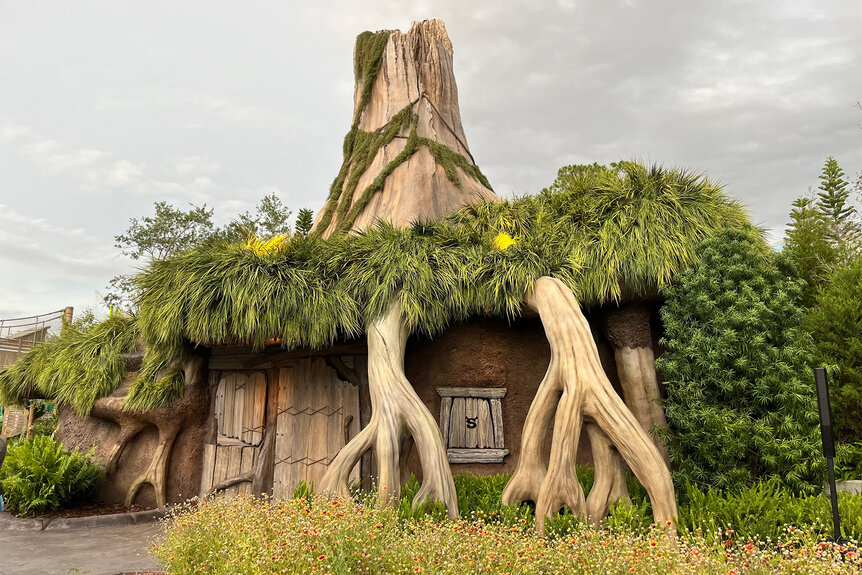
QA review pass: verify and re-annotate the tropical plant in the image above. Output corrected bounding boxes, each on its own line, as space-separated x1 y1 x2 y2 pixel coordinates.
657 227 824 496
816 156 858 247
0 434 100 516
836 442 862 481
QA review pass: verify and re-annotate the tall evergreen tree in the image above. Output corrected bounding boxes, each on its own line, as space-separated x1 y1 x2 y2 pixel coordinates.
657 227 824 496
816 156 858 246
783 197 837 307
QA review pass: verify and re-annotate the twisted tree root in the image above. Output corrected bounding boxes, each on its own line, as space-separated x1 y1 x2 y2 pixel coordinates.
603 305 670 464
503 277 677 534
584 423 629 525
319 300 458 517
90 355 208 508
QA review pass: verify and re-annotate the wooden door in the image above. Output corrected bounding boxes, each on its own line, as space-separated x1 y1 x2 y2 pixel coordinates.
202 371 267 497
272 357 360 498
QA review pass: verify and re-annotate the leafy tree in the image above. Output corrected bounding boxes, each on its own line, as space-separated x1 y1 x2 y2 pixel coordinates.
805 256 862 443
657 227 824 496
114 201 217 262
294 208 314 237
783 157 860 306
105 193 295 309
231 193 293 239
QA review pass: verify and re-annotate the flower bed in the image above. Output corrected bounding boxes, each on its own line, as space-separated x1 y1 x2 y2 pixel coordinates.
153 495 860 575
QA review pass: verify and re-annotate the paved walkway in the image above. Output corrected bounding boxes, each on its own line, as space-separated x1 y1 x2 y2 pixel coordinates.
0 522 164 575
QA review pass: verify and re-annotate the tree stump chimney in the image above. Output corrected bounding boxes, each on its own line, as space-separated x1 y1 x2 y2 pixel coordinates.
312 19 499 238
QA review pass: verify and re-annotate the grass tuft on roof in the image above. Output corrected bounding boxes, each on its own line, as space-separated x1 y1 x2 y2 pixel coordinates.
0 161 748 411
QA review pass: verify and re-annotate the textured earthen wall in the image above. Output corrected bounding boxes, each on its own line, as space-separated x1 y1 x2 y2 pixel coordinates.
404 314 624 479
56 406 207 507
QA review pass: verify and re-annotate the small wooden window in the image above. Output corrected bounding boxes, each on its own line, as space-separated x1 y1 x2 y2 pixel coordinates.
437 387 509 463
215 372 267 447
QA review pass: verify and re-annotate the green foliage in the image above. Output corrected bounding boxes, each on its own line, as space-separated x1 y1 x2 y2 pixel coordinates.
114 201 217 262
0 160 745 410
784 157 860 307
231 192 293 239
805 257 862 443
817 156 858 244
127 162 742 407
676 481 862 542
0 315 139 415
107 194 295 309
657 227 824 496
0 435 100 516
835 442 862 481
294 208 314 237
784 196 838 307
291 470 862 543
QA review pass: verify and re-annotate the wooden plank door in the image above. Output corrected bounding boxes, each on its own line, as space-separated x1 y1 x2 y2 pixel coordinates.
203 371 267 497
272 357 360 499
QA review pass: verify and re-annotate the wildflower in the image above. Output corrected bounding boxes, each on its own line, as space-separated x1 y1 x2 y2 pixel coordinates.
492 232 516 251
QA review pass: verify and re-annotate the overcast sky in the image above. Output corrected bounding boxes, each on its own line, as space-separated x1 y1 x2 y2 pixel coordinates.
1 1 860 320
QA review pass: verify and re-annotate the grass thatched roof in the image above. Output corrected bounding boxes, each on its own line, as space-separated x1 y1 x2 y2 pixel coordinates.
0 161 747 411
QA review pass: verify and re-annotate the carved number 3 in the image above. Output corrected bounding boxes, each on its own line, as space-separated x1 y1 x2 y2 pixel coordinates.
465 416 478 429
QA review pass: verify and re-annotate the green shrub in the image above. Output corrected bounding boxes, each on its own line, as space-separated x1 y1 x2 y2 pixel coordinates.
805 257 862 444
289 470 862 542
657 227 824 495
676 481 862 541
836 442 862 481
0 434 100 516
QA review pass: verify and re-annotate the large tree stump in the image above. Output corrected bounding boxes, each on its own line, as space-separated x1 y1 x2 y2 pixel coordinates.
312 19 498 238
502 277 677 534
319 300 458 517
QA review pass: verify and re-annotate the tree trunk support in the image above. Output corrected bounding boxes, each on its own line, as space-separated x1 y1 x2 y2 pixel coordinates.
603 304 670 463
502 277 677 534
319 300 458 517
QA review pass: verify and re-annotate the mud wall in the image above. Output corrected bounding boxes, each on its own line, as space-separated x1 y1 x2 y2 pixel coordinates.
56 405 207 507
403 312 633 479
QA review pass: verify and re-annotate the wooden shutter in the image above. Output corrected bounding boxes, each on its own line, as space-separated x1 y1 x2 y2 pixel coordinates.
437 387 508 463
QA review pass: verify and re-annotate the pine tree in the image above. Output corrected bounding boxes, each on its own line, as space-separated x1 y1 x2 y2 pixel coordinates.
816 156 858 246
294 208 314 237
783 197 837 306
657 227 824 495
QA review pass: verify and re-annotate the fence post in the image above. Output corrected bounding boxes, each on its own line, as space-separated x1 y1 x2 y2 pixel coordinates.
25 401 36 440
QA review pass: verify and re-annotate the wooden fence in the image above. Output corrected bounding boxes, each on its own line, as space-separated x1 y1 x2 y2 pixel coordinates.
0 307 71 369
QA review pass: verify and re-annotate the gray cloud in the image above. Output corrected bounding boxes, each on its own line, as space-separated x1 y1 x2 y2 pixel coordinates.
0 0 859 317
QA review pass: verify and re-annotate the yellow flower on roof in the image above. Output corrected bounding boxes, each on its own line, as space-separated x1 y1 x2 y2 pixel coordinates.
244 234 289 256
492 232 516 251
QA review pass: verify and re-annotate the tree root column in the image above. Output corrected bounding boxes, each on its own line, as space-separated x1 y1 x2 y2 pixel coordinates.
319 300 458 517
503 277 677 534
